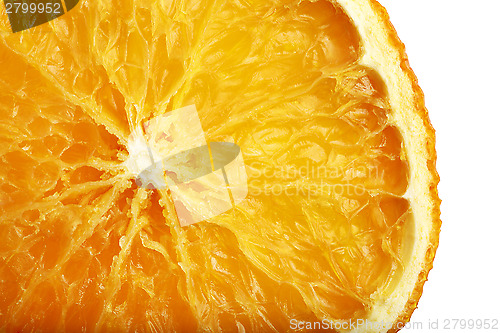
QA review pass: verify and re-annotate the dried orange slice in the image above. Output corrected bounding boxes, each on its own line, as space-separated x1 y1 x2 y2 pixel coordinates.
0 0 440 332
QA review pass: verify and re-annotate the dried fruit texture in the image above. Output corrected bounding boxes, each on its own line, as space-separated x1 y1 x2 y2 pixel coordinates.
0 0 440 332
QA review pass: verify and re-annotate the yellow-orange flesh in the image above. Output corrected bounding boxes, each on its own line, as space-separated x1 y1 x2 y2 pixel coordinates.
0 0 413 331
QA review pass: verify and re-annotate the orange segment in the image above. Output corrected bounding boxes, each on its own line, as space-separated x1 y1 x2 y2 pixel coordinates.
0 0 440 332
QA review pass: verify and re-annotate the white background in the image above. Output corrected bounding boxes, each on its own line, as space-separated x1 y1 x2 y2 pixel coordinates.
377 1 500 332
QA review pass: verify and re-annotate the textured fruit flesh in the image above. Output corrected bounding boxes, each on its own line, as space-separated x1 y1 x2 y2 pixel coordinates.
0 0 412 331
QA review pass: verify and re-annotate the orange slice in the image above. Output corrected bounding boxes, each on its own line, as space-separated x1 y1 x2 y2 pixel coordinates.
0 0 440 332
